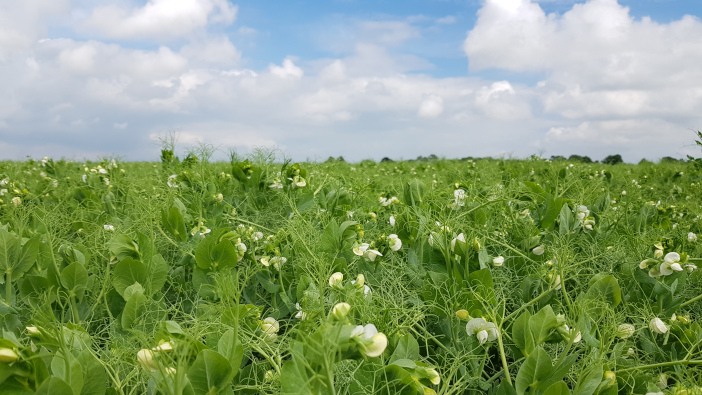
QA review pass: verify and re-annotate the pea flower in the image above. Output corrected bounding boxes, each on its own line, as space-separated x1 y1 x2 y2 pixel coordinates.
465 318 499 345
329 272 344 288
450 233 466 252
389 215 395 227
260 317 280 340
388 234 402 251
365 249 383 261
454 189 466 207
152 340 174 352
688 232 698 243
353 243 370 256
104 224 115 231
137 349 158 371
235 239 247 261
492 256 504 267
649 317 668 334
11 197 21 207
0 348 19 364
660 252 683 276
351 324 388 357
26 326 40 337
576 205 589 221
532 245 545 256
294 303 307 320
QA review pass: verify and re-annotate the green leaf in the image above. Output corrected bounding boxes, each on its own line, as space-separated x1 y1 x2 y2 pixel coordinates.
188 350 233 395
12 236 40 281
544 381 571 395
77 349 106 395
218 329 244 382
0 229 20 275
573 365 602 395
515 346 552 394
51 350 84 395
530 305 559 346
60 262 89 298
36 377 74 395
108 234 140 261
390 334 420 363
163 206 187 242
558 204 574 235
147 254 168 297
112 257 147 298
585 275 621 308
121 283 146 329
513 310 535 356
281 359 312 395
195 234 238 271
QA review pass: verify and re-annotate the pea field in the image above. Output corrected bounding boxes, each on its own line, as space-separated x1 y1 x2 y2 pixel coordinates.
0 148 701 395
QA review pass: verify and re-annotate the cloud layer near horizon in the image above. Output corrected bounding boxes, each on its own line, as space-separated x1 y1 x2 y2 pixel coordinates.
0 0 700 162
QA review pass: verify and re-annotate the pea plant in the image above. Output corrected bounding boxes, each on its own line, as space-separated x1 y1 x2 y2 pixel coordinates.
0 149 700 394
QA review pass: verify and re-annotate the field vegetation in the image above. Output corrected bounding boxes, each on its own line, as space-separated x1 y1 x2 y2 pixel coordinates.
0 145 701 394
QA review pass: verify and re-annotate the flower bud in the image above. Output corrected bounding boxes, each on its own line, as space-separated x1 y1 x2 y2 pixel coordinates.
0 348 19 364
329 272 344 287
26 326 40 337
137 349 158 371
354 273 365 288
455 309 470 320
153 340 174 353
617 323 636 339
331 302 351 320
427 368 440 385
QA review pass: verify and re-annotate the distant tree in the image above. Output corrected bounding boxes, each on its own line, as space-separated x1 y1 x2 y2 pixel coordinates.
549 155 566 161
660 156 682 163
602 154 623 165
337 156 346 162
638 158 653 165
381 157 393 163
568 154 593 163
325 156 336 163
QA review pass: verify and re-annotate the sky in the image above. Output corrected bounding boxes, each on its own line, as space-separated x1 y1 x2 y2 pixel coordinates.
1 0 701 163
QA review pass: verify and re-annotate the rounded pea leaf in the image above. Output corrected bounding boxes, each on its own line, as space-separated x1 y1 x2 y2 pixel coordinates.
60 262 89 298
188 349 233 394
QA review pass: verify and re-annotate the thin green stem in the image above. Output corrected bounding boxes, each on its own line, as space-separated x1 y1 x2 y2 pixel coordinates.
617 359 702 373
680 292 702 309
5 270 12 304
496 333 512 386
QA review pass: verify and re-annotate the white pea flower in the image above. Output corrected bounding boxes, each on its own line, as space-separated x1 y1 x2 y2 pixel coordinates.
649 317 668 334
252 232 263 241
99 168 108 174
688 232 697 243
465 318 499 345
294 303 307 320
450 233 466 252
11 197 21 207
576 205 589 221
167 174 178 188
137 349 158 372
81 174 87 183
389 215 395 227
152 340 174 353
454 189 466 207
260 317 280 340
660 252 683 276
492 256 504 267
532 245 545 256
329 272 344 288
103 224 115 231
351 324 388 358
353 243 370 256
583 219 595 230
388 234 402 251
365 249 383 261
685 264 697 272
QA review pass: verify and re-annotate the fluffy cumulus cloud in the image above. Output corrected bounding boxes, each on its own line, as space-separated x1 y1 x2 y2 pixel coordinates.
0 0 700 162
83 0 237 40
465 0 702 158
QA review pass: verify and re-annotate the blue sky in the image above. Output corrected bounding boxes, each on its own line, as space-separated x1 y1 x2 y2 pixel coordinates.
1 0 702 162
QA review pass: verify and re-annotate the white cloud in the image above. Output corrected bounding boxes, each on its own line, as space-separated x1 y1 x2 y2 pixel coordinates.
270 58 304 79
83 0 237 40
418 95 444 118
436 16 456 25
